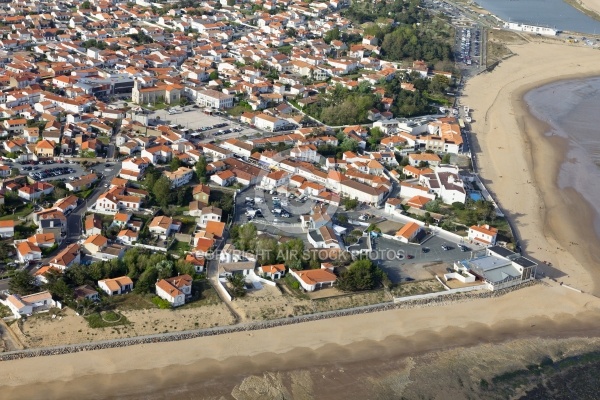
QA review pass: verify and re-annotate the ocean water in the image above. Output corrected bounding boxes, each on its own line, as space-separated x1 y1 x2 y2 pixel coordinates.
474 0 600 34
524 77 600 236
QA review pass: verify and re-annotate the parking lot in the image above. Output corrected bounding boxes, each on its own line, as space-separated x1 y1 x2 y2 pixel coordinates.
373 235 477 283
235 186 319 226
14 160 87 182
152 108 260 141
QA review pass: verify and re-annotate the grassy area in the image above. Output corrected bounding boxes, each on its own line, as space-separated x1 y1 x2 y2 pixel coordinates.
391 279 446 297
179 281 222 308
104 293 155 311
97 136 110 145
170 239 191 254
0 204 33 221
227 105 251 117
0 303 13 318
86 311 130 328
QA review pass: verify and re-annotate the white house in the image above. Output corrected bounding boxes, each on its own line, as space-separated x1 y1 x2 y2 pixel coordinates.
155 274 193 307
220 139 253 159
6 291 56 319
340 179 387 205
0 220 15 238
254 113 287 132
98 276 134 296
307 225 341 249
16 241 42 263
289 268 337 292
199 206 222 228
163 166 193 188
259 264 286 280
261 169 290 190
468 224 498 246
188 88 234 109
419 165 467 205
148 215 180 237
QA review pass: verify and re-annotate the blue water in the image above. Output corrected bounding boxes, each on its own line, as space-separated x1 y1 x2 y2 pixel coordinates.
474 0 600 34
470 192 483 201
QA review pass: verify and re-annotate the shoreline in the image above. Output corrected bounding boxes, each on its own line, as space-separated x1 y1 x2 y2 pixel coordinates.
2 284 600 398
565 0 600 22
463 39 600 295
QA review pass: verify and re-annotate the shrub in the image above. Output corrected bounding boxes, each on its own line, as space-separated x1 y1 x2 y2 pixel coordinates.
291 281 300 290
152 296 172 309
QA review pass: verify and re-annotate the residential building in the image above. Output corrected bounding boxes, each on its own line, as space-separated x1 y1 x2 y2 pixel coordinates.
148 215 180 237
74 285 99 302
155 274 193 307
16 241 42 263
98 276 134 296
395 222 423 244
82 234 108 254
163 166 193 188
289 268 337 292
199 206 222 228
259 264 286 280
468 224 498 246
48 243 81 270
0 220 15 238
6 291 56 319
190 88 234 109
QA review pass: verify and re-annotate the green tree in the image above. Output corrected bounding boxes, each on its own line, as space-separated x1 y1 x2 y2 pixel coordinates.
9 270 36 295
153 176 172 208
343 198 359 210
278 238 305 270
81 0 91 9
135 267 158 294
195 156 208 183
441 153 452 164
337 259 386 292
367 127 384 150
170 157 182 172
256 237 279 265
323 27 340 44
235 223 257 251
227 274 246 297
209 71 219 80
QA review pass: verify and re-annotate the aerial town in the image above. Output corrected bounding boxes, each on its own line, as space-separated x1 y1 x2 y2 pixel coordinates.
0 0 538 350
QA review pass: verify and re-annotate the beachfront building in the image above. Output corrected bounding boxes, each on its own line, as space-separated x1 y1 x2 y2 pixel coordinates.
289 268 337 292
468 224 498 246
155 274 193 307
5 291 56 319
98 276 134 296
454 246 537 291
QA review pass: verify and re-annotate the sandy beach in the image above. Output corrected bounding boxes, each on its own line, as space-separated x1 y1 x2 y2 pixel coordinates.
2 284 600 399
463 38 600 294
2 37 600 399
575 0 600 16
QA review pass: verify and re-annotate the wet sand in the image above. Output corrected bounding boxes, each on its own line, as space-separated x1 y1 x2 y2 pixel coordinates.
463 40 600 294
